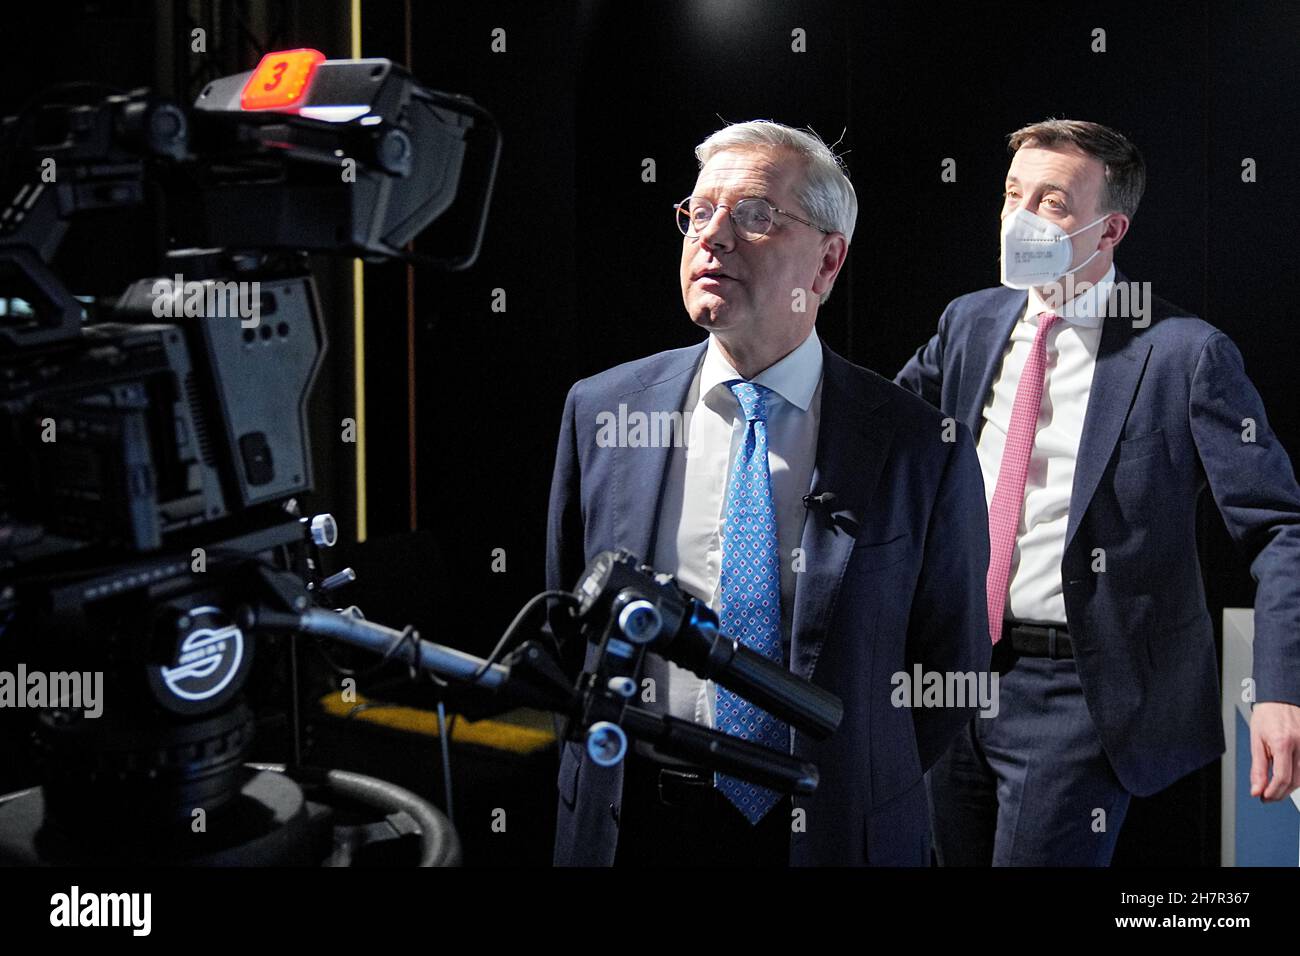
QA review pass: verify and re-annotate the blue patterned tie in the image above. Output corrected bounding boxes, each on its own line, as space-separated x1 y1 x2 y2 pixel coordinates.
715 379 789 824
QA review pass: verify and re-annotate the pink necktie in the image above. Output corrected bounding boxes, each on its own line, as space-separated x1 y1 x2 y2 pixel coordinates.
986 311 1060 644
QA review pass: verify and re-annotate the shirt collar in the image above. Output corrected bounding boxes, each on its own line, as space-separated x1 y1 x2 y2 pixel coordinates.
700 327 823 412
1026 263 1116 328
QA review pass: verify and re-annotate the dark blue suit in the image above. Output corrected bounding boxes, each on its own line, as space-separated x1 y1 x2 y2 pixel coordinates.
895 272 1300 801
547 337 992 865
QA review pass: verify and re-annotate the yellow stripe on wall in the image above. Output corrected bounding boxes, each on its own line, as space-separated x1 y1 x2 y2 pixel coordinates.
353 258 367 542
318 693 557 755
351 0 367 542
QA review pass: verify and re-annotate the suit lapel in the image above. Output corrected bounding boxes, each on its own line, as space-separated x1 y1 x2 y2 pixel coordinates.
958 295 1024 440
1064 279 1152 549
789 343 894 685
611 342 707 562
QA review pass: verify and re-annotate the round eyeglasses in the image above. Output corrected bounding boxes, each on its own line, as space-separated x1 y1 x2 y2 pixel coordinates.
674 195 828 242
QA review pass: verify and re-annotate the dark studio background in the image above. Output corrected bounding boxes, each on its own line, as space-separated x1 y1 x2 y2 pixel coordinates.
2 0 1295 866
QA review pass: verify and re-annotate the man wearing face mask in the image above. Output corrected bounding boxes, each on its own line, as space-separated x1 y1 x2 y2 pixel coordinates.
896 118 1300 866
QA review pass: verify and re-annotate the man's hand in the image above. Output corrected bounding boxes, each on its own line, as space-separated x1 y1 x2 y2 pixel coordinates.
1249 701 1300 801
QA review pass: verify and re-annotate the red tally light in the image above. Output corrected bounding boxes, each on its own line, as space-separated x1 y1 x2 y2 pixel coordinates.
240 48 326 111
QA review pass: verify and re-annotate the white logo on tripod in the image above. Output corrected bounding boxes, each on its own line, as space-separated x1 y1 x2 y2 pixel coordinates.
161 606 244 702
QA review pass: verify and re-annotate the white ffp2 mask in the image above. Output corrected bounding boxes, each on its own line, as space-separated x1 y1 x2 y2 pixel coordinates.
1000 207 1109 289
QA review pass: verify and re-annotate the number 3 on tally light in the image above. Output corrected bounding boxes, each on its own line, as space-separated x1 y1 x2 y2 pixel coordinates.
240 48 325 112
264 61 289 92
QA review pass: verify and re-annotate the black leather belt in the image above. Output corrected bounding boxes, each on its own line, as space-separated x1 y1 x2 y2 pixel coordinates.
1001 619 1073 659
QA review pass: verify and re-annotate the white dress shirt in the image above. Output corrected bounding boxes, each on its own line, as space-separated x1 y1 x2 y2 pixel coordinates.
976 264 1115 625
644 327 823 749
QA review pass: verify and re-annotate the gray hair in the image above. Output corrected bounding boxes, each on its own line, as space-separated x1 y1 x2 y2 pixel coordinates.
694 120 857 301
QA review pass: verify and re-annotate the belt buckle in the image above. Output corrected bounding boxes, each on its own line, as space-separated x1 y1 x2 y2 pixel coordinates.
658 767 707 808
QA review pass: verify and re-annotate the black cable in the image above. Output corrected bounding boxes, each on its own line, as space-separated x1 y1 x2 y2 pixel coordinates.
434 697 454 827
277 578 579 827
428 589 576 827
470 589 578 682
344 701 388 720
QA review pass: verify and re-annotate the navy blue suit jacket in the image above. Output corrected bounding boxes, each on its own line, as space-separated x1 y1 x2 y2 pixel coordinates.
895 271 1300 796
547 336 991 866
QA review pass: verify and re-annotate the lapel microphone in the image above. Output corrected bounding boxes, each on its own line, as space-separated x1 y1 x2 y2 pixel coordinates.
802 491 837 510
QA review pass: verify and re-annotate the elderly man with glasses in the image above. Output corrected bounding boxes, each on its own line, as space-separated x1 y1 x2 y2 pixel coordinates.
547 120 991 866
